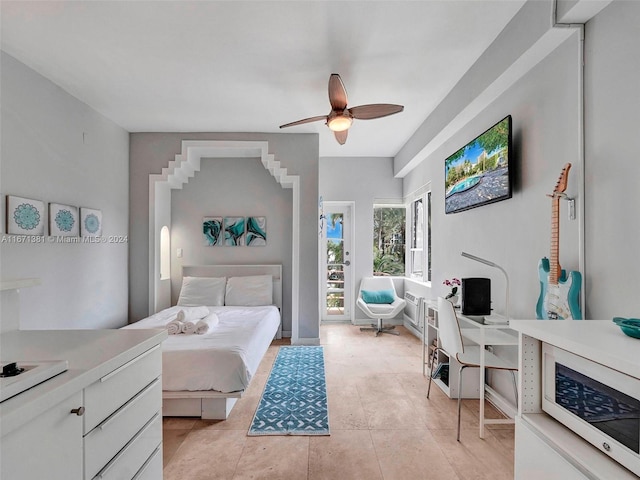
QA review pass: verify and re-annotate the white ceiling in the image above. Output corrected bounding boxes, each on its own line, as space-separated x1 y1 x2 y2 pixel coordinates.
1 1 526 158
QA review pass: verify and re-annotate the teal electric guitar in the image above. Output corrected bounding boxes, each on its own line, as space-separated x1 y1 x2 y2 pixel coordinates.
536 164 582 320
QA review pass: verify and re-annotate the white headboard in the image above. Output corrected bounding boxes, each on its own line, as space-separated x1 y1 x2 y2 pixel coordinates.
181 264 282 310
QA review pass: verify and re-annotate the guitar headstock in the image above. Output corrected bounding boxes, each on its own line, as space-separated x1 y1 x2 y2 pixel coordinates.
553 163 572 196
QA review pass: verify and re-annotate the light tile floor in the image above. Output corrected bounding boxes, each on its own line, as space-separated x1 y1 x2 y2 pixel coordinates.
162 324 514 479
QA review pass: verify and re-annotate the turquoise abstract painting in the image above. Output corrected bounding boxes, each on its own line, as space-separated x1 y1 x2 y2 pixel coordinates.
203 217 223 246
224 217 245 246
246 216 266 246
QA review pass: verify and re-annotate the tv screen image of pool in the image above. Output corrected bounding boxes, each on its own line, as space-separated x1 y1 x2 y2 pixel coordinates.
445 115 512 214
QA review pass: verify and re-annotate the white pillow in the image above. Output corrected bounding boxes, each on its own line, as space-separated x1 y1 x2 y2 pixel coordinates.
225 275 273 306
177 276 226 306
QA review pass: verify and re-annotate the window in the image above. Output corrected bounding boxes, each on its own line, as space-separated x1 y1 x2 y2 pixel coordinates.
408 191 432 282
426 191 432 282
410 197 423 278
326 213 345 314
373 205 406 276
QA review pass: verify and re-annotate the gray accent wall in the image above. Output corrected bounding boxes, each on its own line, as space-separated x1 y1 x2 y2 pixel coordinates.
129 132 319 339
170 157 293 331
0 52 130 329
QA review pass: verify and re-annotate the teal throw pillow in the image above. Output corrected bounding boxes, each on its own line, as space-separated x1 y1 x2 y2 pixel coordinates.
361 289 395 304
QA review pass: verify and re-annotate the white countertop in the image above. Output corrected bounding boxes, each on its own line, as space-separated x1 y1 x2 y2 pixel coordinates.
509 319 640 380
0 328 167 436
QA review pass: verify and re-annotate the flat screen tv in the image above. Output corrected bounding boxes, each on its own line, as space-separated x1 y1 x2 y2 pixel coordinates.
445 115 512 214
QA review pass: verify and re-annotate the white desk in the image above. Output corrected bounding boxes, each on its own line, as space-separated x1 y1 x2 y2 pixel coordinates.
457 315 518 438
423 301 518 438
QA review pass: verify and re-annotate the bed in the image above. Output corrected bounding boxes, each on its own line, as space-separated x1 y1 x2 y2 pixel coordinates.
124 264 282 419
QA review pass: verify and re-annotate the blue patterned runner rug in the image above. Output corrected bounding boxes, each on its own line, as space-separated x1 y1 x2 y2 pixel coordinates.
248 346 329 436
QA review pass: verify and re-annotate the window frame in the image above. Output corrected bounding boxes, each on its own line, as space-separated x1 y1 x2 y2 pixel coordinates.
407 190 432 284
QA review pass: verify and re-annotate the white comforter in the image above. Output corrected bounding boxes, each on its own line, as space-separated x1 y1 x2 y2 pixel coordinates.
123 305 280 393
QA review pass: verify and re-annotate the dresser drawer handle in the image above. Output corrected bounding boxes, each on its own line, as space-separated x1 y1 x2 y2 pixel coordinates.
100 345 160 383
97 378 159 431
70 406 85 416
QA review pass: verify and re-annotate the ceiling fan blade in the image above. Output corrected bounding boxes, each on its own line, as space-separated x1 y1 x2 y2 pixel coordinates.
279 115 327 129
334 129 348 145
328 74 348 111
349 104 404 120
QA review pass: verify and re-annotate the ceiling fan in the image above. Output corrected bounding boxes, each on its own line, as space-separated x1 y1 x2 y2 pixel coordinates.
279 73 404 145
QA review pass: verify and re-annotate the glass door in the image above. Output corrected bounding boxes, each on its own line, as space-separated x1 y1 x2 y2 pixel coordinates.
320 203 353 322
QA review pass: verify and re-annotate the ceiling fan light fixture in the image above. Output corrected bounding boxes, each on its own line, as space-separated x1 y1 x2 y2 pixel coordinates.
327 114 352 132
280 74 404 144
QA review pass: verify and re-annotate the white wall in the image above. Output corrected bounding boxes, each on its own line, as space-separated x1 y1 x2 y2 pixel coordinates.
404 33 582 321
396 0 640 323
583 2 640 319
0 52 130 329
170 157 293 332
319 156 403 321
129 132 320 339
387 0 639 408
400 32 583 404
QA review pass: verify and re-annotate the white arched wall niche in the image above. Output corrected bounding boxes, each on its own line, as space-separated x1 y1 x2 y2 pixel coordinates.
160 225 170 280
149 140 301 342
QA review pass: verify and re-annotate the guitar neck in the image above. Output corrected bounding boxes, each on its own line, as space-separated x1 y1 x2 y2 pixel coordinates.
549 198 560 284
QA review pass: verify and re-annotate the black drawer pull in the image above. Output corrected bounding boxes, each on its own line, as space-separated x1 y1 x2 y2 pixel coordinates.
71 406 85 416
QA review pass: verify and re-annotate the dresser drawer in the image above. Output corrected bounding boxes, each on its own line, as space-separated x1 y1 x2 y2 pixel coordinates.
1 391 84 480
92 413 162 480
84 346 161 434
132 446 162 480
84 378 161 479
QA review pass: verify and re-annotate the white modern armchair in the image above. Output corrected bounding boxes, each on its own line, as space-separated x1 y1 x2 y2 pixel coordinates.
357 276 406 336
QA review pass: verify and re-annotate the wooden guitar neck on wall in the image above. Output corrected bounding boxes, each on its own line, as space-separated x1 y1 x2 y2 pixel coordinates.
536 163 582 320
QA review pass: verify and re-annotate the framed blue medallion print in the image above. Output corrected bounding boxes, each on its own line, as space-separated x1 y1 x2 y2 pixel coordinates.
49 203 79 236
7 195 45 235
80 208 102 237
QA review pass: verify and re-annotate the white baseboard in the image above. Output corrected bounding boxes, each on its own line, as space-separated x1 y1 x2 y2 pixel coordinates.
403 321 422 339
485 385 517 419
282 330 292 338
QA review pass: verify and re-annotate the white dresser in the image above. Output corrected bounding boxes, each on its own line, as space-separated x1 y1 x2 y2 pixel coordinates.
510 320 639 480
0 328 167 480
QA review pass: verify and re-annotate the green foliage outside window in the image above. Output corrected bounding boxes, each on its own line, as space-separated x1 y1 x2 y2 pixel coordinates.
373 207 406 276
